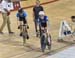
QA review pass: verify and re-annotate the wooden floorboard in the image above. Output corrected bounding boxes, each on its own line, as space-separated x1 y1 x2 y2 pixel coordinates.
0 0 75 58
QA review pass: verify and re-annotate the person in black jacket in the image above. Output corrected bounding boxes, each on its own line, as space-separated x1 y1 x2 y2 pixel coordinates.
33 0 44 37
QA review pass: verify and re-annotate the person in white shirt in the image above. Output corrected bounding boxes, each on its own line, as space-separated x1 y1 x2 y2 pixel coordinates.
0 0 14 34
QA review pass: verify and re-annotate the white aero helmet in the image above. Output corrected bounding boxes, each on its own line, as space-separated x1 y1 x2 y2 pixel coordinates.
39 11 45 15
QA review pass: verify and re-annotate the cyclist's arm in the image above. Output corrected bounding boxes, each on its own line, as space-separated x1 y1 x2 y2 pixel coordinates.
23 12 29 27
25 17 28 25
17 17 21 27
46 16 49 26
16 13 20 26
46 16 50 32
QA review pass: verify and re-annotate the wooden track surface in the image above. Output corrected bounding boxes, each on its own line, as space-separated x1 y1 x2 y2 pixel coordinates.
0 0 75 58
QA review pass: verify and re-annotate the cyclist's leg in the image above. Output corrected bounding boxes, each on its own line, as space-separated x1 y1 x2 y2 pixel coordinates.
40 26 47 52
19 21 23 36
23 18 29 29
23 19 29 39
45 29 51 50
41 27 48 38
47 42 51 50
25 29 29 39
42 27 49 49
47 36 51 50
39 25 42 37
41 22 48 35
41 22 50 52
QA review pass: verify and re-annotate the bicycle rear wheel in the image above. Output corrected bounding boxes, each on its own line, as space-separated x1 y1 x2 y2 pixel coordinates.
23 35 26 45
22 25 28 45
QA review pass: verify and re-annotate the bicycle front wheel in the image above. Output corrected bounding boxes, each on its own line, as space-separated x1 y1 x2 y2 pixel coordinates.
41 35 46 52
47 34 51 50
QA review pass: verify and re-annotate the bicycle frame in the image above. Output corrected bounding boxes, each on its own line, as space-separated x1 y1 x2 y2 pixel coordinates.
20 24 28 45
40 28 51 52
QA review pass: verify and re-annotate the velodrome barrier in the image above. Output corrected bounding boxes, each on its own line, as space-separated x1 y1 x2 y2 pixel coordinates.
0 0 59 12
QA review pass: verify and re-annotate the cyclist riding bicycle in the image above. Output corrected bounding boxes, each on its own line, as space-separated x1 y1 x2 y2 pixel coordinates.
16 8 29 39
38 11 51 52
38 11 49 35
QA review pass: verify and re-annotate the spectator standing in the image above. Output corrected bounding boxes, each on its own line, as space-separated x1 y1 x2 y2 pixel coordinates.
33 0 44 37
0 0 14 34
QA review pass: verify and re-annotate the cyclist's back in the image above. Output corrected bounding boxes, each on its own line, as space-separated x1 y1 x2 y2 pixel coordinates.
38 16 48 28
